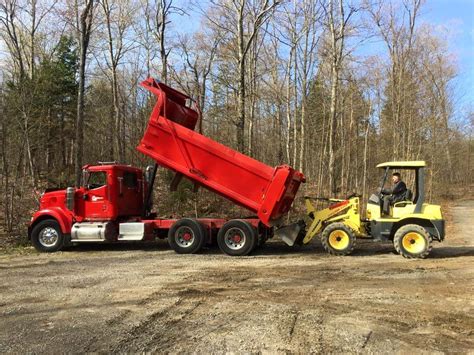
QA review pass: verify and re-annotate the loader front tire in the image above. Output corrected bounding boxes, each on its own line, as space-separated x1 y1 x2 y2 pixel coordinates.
321 222 356 256
393 224 432 259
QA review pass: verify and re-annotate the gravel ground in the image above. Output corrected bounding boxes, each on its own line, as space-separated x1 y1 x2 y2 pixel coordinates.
0 200 473 353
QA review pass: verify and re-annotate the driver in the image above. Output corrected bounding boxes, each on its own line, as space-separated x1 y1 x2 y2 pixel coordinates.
381 172 407 216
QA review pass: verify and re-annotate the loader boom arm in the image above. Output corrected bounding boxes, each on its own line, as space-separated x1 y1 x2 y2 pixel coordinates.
302 197 361 244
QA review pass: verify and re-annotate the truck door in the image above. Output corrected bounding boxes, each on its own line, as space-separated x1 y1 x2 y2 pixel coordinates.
83 171 113 220
117 170 142 216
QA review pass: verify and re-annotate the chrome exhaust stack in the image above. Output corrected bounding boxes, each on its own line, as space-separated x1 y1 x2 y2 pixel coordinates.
66 187 75 211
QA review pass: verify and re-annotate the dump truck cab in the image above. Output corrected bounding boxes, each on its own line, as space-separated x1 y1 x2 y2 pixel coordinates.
33 164 144 223
29 164 146 249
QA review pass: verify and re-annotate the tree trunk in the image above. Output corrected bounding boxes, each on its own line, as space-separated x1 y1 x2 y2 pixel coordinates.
75 0 93 186
328 62 338 195
285 46 294 165
236 4 246 152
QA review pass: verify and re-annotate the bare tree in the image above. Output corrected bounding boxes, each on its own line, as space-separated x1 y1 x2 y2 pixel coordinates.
75 0 94 185
177 31 221 133
368 0 423 160
275 1 301 165
100 0 134 161
233 0 279 152
0 0 27 79
323 0 357 194
297 0 320 172
142 0 184 83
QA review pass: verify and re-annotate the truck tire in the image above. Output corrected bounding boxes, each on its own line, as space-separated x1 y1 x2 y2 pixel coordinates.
31 219 65 252
321 222 356 256
168 218 206 254
217 219 257 256
393 224 432 259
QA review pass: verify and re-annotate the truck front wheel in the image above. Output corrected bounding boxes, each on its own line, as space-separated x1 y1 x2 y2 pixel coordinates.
217 220 257 256
31 219 65 252
168 218 206 254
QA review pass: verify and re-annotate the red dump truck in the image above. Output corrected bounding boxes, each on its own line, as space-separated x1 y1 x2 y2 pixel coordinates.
28 78 305 256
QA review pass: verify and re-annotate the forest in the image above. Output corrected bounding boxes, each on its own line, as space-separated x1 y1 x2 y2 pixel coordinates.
0 0 472 243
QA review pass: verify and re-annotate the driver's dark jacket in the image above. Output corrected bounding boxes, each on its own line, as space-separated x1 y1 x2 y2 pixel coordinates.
382 180 407 203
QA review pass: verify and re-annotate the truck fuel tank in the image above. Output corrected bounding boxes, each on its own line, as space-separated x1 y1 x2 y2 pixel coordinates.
71 222 116 242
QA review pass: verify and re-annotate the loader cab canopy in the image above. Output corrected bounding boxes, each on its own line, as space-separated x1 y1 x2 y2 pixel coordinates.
376 161 426 169
376 161 426 213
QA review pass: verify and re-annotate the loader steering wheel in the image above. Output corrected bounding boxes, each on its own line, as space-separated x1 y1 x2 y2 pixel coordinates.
345 193 361 199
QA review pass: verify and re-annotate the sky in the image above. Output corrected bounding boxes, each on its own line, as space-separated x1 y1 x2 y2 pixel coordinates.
175 0 474 119
423 0 474 117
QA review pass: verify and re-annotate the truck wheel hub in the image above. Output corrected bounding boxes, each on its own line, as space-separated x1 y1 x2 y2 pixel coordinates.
224 228 246 250
176 227 195 247
39 227 59 247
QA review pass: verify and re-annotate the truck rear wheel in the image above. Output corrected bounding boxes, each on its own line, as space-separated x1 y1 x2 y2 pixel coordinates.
168 218 206 254
321 222 356 256
393 224 432 259
31 219 65 252
217 219 257 256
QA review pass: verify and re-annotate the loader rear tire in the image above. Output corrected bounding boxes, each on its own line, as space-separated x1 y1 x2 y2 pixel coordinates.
168 218 206 254
217 219 257 256
321 222 356 256
393 224 432 259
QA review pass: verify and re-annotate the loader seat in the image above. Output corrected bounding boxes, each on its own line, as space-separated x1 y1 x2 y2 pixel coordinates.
393 189 413 208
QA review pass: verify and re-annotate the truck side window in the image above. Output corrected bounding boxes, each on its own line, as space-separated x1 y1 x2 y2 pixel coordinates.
87 172 107 189
123 172 138 189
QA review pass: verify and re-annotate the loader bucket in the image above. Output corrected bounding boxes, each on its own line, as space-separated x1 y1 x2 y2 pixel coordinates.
274 221 305 246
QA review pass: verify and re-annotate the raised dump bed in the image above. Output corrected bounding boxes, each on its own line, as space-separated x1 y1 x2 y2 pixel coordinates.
137 78 305 226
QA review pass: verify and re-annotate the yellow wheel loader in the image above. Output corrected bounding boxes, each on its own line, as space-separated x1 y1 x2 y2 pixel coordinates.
277 161 445 259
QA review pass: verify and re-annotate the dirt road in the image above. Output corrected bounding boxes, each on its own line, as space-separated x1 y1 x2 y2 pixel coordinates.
1 201 473 353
